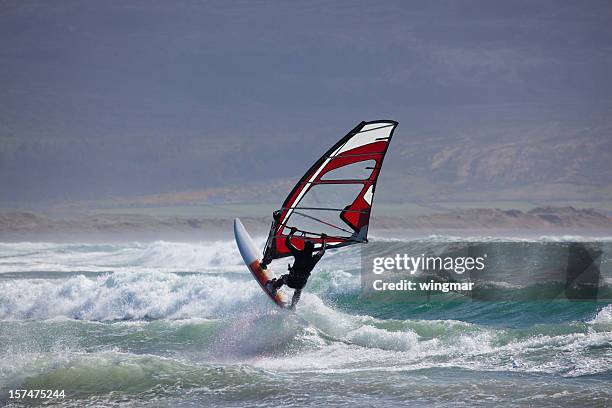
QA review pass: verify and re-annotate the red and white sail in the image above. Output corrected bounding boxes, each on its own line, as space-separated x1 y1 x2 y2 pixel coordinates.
262 120 398 264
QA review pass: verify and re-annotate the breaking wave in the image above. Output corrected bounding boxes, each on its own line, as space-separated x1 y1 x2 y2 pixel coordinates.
0 239 611 405
0 241 244 274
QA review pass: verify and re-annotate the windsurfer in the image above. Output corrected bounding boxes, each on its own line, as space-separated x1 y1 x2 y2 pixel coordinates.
266 227 327 309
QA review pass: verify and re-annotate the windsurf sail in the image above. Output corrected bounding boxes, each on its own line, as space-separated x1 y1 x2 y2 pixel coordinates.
262 120 398 265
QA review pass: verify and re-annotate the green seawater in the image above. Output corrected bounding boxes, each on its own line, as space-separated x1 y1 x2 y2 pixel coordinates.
0 240 610 407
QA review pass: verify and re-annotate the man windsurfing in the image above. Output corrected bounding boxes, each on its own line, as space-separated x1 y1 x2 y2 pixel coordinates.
234 120 398 310
266 227 327 309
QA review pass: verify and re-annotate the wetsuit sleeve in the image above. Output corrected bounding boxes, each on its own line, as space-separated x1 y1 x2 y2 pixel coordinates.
314 239 327 261
285 231 299 257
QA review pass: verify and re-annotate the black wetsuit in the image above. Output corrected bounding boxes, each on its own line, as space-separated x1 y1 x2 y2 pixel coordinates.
272 232 325 308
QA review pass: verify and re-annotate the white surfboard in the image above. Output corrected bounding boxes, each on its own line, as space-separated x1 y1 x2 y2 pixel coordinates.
234 218 287 308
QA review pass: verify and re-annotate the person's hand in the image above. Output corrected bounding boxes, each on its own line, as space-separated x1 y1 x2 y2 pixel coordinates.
321 233 327 241
290 227 297 233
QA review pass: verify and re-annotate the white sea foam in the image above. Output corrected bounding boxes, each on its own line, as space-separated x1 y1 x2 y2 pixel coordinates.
345 324 419 351
591 304 612 324
0 240 243 274
0 270 260 320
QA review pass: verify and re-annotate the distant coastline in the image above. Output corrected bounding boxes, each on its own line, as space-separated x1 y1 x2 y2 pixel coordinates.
1 206 611 242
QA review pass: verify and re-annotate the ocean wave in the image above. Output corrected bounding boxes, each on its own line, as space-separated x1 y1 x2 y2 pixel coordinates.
0 241 244 274
1 238 611 401
0 270 261 321
1 296 610 401
591 304 612 324
1 350 275 401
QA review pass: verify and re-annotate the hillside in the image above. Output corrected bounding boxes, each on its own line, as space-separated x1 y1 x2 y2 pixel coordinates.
2 206 611 242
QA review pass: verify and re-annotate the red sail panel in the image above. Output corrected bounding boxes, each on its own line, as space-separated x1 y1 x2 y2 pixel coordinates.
262 120 398 264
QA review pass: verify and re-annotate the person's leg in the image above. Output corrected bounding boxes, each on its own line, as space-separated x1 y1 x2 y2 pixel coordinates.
266 275 284 294
289 288 302 310
272 274 287 289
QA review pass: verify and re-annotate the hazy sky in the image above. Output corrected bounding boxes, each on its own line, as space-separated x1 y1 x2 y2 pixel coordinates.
1 1 611 204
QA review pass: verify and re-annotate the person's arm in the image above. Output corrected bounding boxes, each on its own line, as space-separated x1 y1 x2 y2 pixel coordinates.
315 233 327 259
285 227 299 256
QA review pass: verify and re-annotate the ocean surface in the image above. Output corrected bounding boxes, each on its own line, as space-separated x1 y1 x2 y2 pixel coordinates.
0 236 611 407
